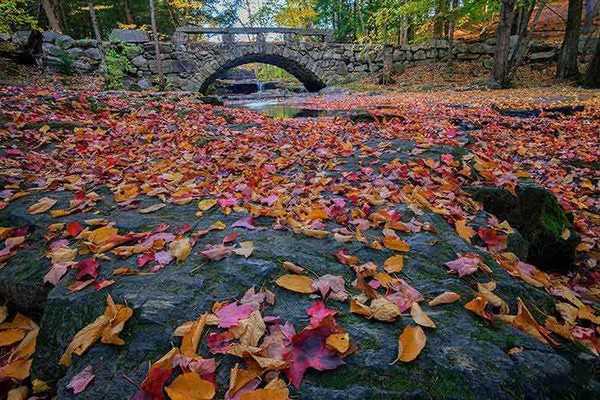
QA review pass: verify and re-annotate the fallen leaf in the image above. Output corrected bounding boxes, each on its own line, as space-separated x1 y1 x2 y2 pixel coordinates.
180 314 207 357
428 291 460 306
198 199 217 211
326 332 350 353
275 274 315 294
165 372 215 400
281 261 305 274
393 325 426 363
233 241 254 258
0 328 26 346
27 197 57 214
410 303 436 328
383 236 410 252
445 256 480 277
139 203 166 214
239 389 289 400
66 365 95 394
455 219 475 243
384 255 404 273
169 238 191 262
7 386 28 400
60 295 133 366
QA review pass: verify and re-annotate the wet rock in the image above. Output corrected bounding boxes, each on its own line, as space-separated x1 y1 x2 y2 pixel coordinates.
467 183 580 271
24 202 598 400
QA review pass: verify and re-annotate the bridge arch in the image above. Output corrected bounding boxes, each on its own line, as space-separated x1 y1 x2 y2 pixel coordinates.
197 53 326 94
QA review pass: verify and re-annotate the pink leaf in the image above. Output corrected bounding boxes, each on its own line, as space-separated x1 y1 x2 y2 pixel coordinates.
231 216 256 230
306 301 337 328
201 244 234 261
44 262 71 286
67 365 95 394
215 302 255 328
75 258 100 280
445 256 480 277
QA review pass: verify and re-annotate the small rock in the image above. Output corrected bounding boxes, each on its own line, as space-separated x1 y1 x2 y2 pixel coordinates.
467 183 580 271
84 48 103 61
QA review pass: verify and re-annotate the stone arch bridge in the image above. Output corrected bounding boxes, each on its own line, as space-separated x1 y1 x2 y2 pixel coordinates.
41 26 570 92
166 26 385 93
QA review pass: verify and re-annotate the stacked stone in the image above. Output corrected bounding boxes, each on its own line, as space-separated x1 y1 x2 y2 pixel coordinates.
42 31 103 73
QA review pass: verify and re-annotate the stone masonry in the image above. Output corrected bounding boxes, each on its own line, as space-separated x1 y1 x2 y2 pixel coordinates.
35 29 599 92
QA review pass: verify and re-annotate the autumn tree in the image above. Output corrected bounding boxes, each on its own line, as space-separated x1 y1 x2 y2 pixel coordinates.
556 0 583 80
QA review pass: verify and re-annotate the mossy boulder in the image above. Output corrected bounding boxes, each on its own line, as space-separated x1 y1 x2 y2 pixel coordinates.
467 183 580 271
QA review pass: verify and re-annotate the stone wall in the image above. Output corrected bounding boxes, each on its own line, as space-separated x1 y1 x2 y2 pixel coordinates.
35 29 599 92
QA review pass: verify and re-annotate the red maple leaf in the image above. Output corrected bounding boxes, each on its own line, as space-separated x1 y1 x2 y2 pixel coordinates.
75 258 99 280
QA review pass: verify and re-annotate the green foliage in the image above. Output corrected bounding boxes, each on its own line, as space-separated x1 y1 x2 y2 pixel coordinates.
0 0 38 34
104 43 138 90
55 48 74 75
254 64 297 82
276 0 318 28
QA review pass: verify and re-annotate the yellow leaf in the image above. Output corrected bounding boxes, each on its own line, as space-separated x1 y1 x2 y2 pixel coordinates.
87 226 118 246
198 199 217 211
169 238 191 262
349 298 372 317
301 227 329 239
0 305 7 324
326 332 350 353
32 379 51 394
180 314 207 357
226 364 261 398
0 328 26 346
394 325 426 363
0 359 31 380
165 372 215 400
240 389 289 400
232 241 254 258
410 303 436 328
464 296 491 320
428 291 460 306
236 310 266 347
210 221 226 230
275 274 315 294
60 295 133 366
7 386 28 400
12 326 39 360
384 255 404 273
114 184 139 203
383 236 410 252
27 197 57 215
370 297 401 322
455 219 475 243
250 354 287 370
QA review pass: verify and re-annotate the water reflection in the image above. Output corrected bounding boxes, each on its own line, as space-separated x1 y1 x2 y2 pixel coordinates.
235 100 330 119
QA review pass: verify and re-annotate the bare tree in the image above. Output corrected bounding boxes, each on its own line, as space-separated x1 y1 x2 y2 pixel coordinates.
149 0 164 88
557 0 583 80
41 0 62 33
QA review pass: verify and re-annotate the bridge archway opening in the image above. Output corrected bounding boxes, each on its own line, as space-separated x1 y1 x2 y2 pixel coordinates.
199 54 326 94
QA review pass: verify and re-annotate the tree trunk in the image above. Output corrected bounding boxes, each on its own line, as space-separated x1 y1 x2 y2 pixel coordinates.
492 0 517 86
583 35 600 87
149 0 164 89
433 0 448 39
123 0 134 24
557 0 583 80
41 0 62 33
88 1 102 42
